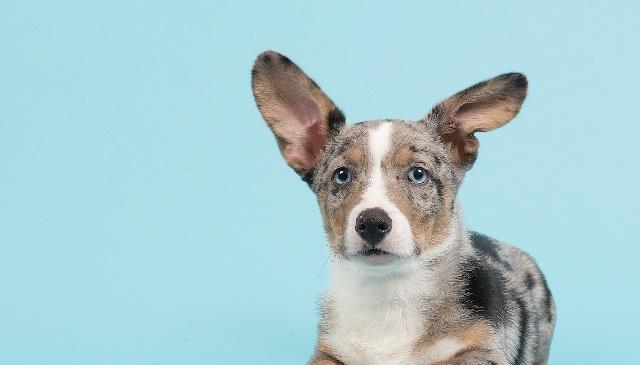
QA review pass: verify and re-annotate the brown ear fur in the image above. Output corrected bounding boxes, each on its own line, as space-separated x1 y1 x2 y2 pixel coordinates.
426 73 527 169
251 51 345 177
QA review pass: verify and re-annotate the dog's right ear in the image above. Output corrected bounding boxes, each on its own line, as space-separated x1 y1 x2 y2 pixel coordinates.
251 51 345 180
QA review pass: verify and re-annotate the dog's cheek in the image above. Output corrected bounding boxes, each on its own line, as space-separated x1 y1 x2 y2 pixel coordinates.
316 190 339 252
317 188 351 256
413 183 455 253
418 208 452 253
387 179 453 254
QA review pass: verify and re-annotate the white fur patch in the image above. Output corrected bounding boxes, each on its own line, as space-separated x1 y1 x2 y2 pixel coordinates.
326 260 434 365
416 337 465 364
344 122 414 258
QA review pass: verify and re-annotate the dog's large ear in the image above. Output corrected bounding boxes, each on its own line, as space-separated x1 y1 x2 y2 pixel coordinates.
423 73 527 170
251 51 345 180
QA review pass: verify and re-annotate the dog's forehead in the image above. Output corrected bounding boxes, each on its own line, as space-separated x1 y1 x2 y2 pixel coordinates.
328 119 441 158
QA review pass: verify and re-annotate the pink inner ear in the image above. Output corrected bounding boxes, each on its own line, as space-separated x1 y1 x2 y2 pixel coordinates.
254 58 337 173
283 92 329 171
283 119 327 172
304 119 328 161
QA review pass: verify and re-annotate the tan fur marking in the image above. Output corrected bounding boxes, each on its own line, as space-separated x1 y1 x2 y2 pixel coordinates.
344 145 366 165
310 342 343 365
392 146 414 166
317 190 345 254
455 322 491 349
414 322 491 358
309 360 341 365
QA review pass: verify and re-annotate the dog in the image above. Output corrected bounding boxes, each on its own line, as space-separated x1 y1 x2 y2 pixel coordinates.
251 51 556 365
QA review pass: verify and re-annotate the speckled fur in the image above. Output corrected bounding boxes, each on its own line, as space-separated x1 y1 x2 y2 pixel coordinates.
251 51 555 365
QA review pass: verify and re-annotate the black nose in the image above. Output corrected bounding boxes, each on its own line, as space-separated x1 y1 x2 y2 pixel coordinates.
355 208 392 246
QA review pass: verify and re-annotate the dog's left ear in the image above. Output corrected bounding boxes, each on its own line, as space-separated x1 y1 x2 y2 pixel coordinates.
251 51 345 180
423 73 527 170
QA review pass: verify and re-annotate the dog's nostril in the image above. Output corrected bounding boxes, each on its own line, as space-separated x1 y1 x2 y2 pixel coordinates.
377 223 389 232
357 223 367 232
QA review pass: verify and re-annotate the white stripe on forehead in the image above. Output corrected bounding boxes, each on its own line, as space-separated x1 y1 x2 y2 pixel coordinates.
366 122 393 199
370 123 393 161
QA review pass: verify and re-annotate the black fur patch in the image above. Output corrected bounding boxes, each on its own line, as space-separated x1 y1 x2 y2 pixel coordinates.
432 154 442 167
327 107 346 134
525 272 535 290
512 297 530 365
301 167 315 189
541 274 553 320
470 232 513 271
431 175 445 201
279 54 293 65
503 72 528 89
427 104 445 123
460 258 508 325
261 52 272 63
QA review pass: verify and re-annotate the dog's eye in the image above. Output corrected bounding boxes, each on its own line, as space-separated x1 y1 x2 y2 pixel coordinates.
333 167 352 185
408 167 428 184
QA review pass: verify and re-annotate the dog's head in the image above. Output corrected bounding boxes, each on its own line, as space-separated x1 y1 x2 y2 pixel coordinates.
251 51 526 270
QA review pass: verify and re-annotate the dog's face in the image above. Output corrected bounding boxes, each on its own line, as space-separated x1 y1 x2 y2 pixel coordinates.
310 120 457 267
252 51 527 270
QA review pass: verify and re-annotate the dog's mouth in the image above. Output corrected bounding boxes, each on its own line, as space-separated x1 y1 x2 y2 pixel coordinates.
353 247 403 267
360 248 391 256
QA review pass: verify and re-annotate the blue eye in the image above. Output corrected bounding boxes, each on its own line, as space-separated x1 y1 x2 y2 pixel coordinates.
333 167 352 185
408 167 428 184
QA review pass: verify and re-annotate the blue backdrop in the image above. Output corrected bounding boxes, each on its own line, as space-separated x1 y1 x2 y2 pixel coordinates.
1 1 638 364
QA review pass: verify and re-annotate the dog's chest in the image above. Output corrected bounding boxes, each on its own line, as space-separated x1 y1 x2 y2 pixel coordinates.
323 270 462 365
325 295 423 365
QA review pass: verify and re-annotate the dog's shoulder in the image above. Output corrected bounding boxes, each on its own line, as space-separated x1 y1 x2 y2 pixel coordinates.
460 231 553 321
459 233 511 325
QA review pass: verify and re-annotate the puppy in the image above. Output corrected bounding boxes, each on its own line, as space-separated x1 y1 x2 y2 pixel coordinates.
251 51 555 365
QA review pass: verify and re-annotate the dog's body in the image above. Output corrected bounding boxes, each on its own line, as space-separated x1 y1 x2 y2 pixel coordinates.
251 51 555 365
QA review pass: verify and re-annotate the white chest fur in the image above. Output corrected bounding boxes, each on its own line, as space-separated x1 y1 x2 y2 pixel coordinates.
324 261 462 365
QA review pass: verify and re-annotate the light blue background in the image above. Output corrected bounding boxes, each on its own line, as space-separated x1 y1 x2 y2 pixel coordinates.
1 1 638 364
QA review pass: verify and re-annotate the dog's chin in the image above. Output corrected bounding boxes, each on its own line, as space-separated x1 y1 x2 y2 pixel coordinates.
348 247 412 272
